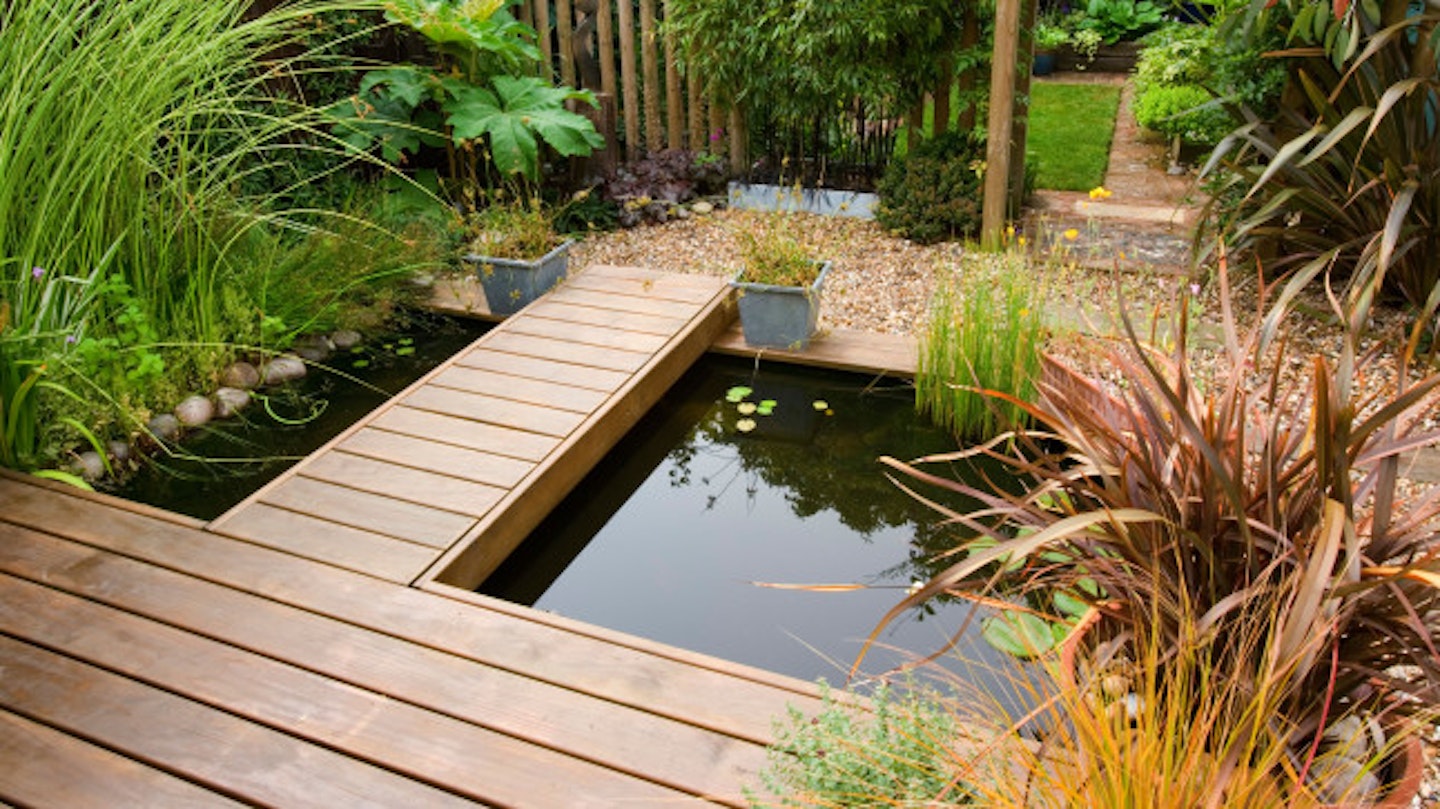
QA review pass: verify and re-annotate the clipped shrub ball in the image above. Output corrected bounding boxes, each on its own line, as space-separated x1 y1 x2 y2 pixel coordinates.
875 131 988 245
1133 84 1231 147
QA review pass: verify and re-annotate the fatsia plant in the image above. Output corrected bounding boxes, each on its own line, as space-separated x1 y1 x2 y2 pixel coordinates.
1199 0 1440 309
866 256 1440 799
330 0 601 188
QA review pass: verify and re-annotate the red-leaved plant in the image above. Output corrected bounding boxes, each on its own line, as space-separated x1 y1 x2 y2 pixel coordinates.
867 256 1440 802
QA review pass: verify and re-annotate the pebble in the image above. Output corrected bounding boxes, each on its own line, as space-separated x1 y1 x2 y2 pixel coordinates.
146 413 180 443
174 395 214 428
260 356 307 386
213 387 251 419
691 201 714 215
411 272 436 288
107 440 130 463
330 329 362 350
72 450 106 481
292 334 333 363
220 361 261 390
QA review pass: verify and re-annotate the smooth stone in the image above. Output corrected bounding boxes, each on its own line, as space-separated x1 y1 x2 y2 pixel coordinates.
72 451 106 481
691 200 714 215
260 355 307 386
220 361 261 390
147 413 180 443
292 334 333 363
1308 755 1382 805
174 395 214 428
330 329 362 350
213 387 251 419
411 272 436 288
106 440 131 463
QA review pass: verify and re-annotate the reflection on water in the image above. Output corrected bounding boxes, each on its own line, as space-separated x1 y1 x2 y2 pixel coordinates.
482 356 1032 691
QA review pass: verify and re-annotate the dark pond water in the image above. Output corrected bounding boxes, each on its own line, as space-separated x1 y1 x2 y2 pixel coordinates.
116 313 491 520
481 356 1031 689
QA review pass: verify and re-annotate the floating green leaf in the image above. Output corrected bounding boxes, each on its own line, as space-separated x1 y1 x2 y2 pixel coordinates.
757 399 777 415
396 346 416 357
726 386 753 403
982 612 1063 659
812 399 829 410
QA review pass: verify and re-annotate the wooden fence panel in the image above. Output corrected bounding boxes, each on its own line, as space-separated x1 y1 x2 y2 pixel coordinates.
556 0 576 87
617 0 640 161
664 26 683 148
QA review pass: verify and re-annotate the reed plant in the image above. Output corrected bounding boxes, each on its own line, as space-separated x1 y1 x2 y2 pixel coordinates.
916 255 1047 440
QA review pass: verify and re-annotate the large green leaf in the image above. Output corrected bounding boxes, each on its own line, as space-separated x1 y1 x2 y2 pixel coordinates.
444 75 602 180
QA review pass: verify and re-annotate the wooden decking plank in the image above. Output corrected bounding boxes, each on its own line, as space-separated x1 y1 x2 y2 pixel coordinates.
524 299 689 335
261 476 476 549
304 451 506 518
372 406 559 463
0 566 709 808
0 478 820 746
340 428 534 490
711 324 919 377
0 708 242 809
453 345 629 391
564 269 723 304
505 313 671 353
0 527 759 805
543 283 716 319
430 365 607 412
480 331 651 373
213 502 436 581
0 635 478 809
403 384 587 437
581 264 730 290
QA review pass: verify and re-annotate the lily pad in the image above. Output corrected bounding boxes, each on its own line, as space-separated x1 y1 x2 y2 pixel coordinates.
756 399 777 415
737 402 757 415
982 612 1063 659
726 386 753 403
812 399 829 410
736 418 757 433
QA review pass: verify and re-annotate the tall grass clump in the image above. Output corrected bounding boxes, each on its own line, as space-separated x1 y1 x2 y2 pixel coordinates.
917 255 1046 440
0 0 448 466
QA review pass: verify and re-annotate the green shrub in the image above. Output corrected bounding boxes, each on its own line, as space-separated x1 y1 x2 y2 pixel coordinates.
875 132 988 245
752 683 970 807
1133 84 1231 146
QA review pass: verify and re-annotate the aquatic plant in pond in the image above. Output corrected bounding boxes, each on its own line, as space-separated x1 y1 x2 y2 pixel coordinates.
917 254 1046 440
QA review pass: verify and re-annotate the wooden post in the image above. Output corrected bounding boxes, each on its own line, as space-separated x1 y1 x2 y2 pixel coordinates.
518 0 534 29
618 0 640 161
640 0 663 153
687 74 705 151
981 0 1022 249
535 0 553 80
664 19 684 149
597 0 617 99
1007 0 1038 216
556 0 576 88
728 106 747 174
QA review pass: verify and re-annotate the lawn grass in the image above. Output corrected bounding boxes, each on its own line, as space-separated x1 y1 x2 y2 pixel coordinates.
895 81 1120 191
1027 82 1121 191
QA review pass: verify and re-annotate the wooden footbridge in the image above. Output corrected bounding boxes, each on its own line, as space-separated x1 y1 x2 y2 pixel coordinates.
0 264 916 807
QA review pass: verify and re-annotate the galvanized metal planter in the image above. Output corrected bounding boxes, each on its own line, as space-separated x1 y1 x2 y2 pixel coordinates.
730 260 830 350
464 239 573 316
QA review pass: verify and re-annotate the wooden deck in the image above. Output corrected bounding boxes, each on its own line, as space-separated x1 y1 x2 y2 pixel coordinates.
0 473 826 807
211 264 735 587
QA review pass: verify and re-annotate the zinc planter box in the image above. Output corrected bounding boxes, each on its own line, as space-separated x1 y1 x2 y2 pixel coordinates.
464 239 573 316
730 261 831 350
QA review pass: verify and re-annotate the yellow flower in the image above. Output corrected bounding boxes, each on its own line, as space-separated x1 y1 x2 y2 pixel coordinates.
1017 236 1027 246
1005 224 1016 238
1063 228 1079 241
1089 186 1113 200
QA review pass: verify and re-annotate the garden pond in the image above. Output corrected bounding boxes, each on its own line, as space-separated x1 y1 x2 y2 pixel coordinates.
118 314 491 519
481 356 1030 687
